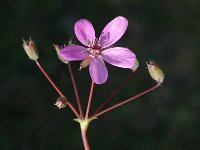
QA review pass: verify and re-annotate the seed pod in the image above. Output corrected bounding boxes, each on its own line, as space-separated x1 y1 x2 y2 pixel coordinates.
54 97 68 109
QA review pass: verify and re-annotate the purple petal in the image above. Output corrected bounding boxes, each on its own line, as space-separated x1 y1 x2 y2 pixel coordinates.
102 47 136 68
89 57 108 84
99 16 128 48
59 45 87 61
74 19 95 46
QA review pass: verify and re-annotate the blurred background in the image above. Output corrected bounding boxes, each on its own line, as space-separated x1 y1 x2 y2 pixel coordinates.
1 0 200 149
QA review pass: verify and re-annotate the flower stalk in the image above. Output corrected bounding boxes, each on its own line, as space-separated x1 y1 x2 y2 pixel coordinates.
68 62 83 118
85 81 95 120
35 60 65 97
35 60 80 118
92 82 161 118
93 72 134 116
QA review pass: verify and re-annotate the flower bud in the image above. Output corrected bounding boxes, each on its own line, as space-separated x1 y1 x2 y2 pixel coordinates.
53 44 69 64
22 38 39 61
54 97 68 109
130 58 139 72
146 60 164 83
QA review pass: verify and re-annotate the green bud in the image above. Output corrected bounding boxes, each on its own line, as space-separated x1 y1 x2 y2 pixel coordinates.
146 60 164 83
22 38 39 61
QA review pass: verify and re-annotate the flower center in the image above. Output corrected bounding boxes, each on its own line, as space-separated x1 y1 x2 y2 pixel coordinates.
87 38 101 57
79 39 102 70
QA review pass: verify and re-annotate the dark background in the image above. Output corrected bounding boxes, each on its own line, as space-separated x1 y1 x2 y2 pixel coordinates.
1 0 200 149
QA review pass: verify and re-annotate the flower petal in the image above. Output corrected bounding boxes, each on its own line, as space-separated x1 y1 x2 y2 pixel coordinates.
74 19 95 46
59 45 87 61
99 16 128 48
89 57 108 84
102 47 136 68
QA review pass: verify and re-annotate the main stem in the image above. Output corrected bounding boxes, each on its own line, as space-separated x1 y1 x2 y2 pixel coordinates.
85 81 95 120
68 63 83 118
35 60 80 119
80 120 90 150
92 83 160 118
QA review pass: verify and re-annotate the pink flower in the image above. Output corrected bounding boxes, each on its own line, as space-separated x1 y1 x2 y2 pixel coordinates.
60 16 136 84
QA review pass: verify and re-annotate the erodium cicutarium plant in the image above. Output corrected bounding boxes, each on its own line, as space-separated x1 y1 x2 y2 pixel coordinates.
23 16 164 150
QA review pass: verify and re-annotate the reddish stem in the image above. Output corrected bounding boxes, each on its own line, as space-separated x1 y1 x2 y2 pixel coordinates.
80 126 90 150
93 72 134 116
85 81 95 119
92 83 160 118
68 63 83 118
36 60 65 97
66 100 81 119
35 60 80 118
